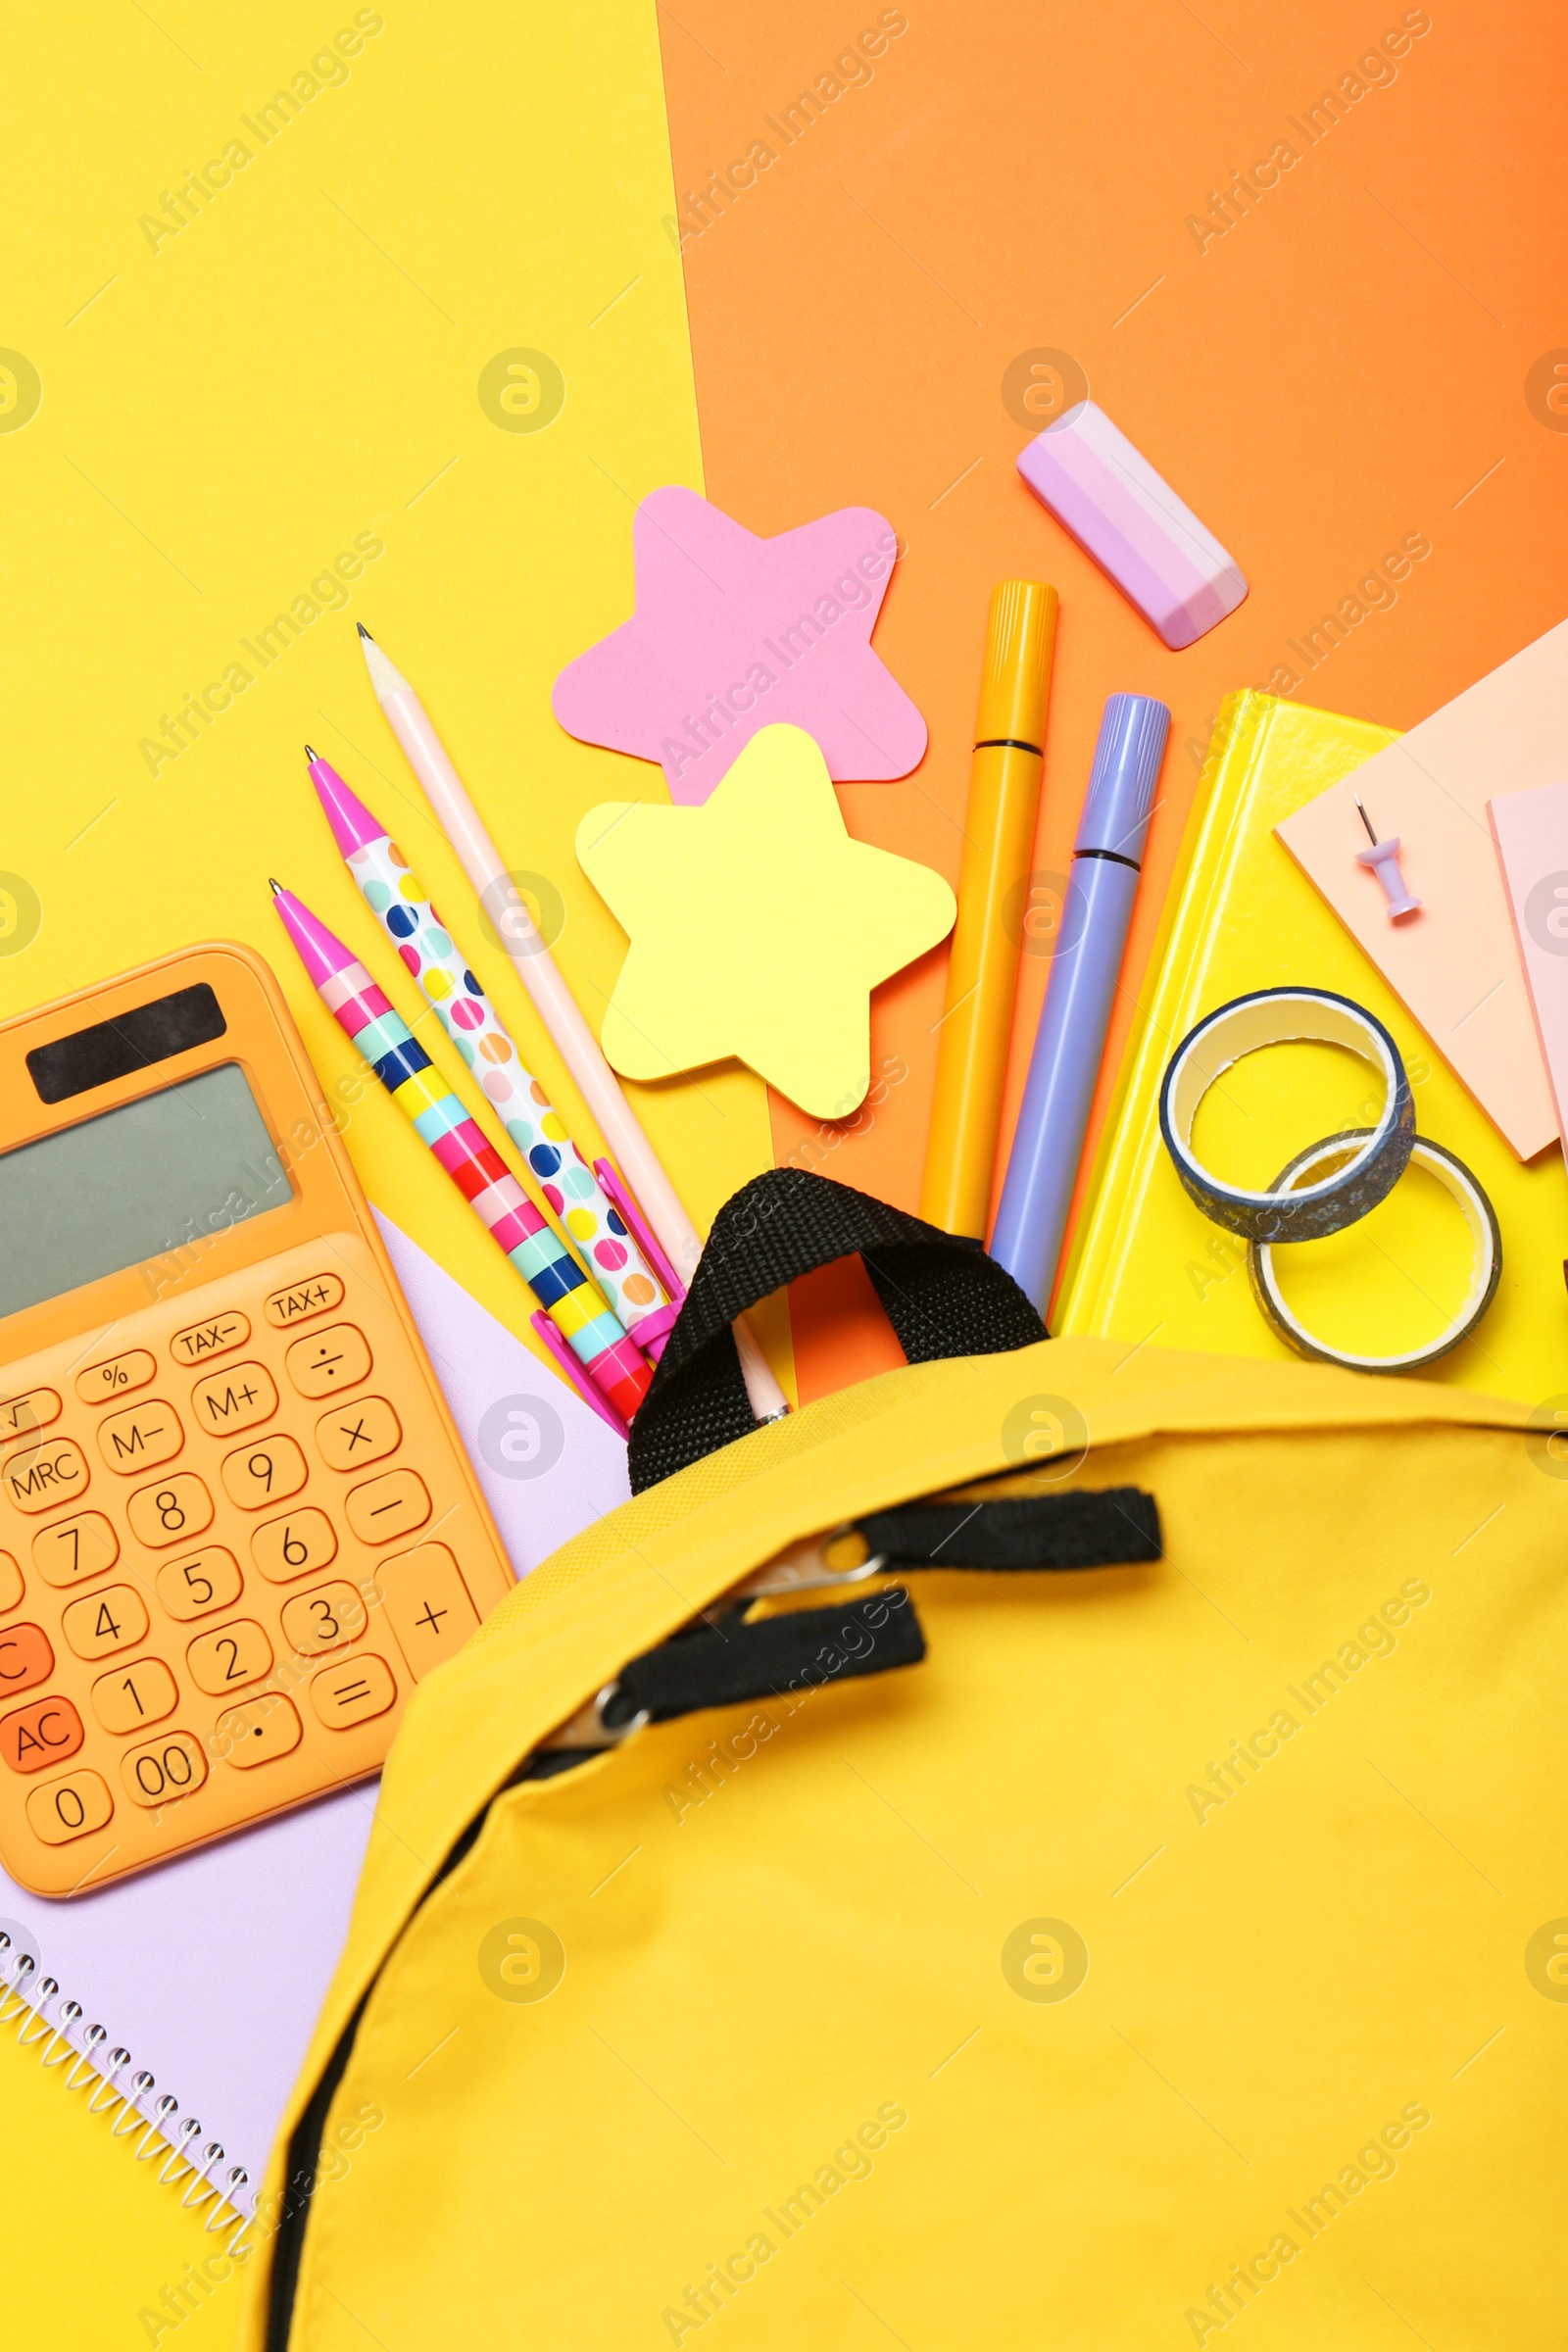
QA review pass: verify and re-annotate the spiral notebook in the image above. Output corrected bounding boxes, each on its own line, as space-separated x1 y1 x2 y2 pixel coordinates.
0 1217 630 2215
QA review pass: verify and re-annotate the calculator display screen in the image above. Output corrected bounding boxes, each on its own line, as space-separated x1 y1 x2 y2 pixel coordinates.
0 1063 291 1318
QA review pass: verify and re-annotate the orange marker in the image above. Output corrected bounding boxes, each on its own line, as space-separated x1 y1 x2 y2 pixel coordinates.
920 581 1058 1239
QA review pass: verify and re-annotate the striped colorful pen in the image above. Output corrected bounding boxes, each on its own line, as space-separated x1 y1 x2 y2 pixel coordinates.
305 747 681 1358
270 881 654 1436
356 621 789 1426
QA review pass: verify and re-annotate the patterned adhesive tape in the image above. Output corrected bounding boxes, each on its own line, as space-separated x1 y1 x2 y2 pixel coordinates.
1159 988 1415 1244
1248 1129 1502 1374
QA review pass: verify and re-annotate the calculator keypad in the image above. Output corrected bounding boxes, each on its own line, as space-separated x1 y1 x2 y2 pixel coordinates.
0 1236 510 1894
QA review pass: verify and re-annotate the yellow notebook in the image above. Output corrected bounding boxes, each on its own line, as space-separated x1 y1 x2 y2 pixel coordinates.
1055 692 1568 1404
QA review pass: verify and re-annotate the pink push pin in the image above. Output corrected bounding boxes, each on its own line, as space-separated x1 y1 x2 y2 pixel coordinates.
1354 797 1421 918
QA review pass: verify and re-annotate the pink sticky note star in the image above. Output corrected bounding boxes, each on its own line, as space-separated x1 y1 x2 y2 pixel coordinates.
552 486 927 805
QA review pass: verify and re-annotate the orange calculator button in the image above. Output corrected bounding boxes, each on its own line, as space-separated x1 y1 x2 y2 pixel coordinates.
374 1544 480 1681
90 1658 178 1736
62 1586 149 1661
97 1397 183 1476
346 1470 430 1546
3 1436 90 1514
2 1694 84 1774
186 1617 274 1696
32 1512 119 1588
285 1323 371 1399
26 1768 113 1846
281 1581 368 1656
0 1552 23 1614
252 1507 337 1584
170 1311 250 1368
221 1434 307 1511
74 1351 157 1406
315 1396 401 1473
0 1622 54 1696
127 1475 214 1549
189 1361 277 1439
156 1547 243 1621
0 1389 61 1442
310 1652 396 1730
122 1730 207 1808
265 1273 345 1328
216 1691 302 1769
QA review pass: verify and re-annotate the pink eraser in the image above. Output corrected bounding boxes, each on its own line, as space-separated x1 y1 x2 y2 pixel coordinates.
1016 400 1247 651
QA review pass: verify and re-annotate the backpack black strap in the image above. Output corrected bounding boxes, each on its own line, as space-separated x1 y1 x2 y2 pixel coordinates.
627 1169 1047 1492
855 1489 1161 1571
602 1585 925 1727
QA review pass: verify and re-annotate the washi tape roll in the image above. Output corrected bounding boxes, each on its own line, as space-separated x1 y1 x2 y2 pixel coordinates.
1159 988 1415 1243
1249 1130 1502 1373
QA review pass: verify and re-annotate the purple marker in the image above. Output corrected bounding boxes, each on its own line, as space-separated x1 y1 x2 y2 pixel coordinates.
991 693 1171 1315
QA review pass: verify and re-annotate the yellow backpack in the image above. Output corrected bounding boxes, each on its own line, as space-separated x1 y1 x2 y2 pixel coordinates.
239 1173 1563 2352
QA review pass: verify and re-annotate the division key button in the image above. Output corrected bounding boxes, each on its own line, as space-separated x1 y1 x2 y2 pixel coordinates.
285 1324 371 1399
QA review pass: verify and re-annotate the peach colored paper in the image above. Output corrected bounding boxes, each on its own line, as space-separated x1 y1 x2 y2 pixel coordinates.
1490 778 1568 1157
1275 619 1568 1160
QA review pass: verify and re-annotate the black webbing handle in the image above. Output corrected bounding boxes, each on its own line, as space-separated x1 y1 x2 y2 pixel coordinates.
856 1489 1162 1571
604 1586 926 1727
626 1169 1047 1493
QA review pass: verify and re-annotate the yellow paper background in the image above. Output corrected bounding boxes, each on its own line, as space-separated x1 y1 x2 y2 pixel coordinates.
0 4 782 2340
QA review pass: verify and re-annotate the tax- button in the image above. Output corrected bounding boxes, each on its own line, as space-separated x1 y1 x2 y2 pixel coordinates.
3 1436 89 1514
285 1324 371 1399
1 1694 83 1774
309 1652 396 1729
170 1311 250 1367
190 1362 277 1438
97 1398 183 1476
316 1396 401 1472
75 1350 156 1405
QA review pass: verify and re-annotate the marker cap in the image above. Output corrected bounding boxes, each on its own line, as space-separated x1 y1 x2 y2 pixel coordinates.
973 580 1058 748
1074 693 1171 864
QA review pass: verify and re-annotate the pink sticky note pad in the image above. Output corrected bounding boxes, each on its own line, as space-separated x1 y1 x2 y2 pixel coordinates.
552 486 927 805
1489 779 1568 1154
1017 400 1247 650
1276 618 1568 1163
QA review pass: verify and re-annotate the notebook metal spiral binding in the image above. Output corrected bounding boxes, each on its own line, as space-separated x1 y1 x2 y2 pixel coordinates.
0 1932 252 2254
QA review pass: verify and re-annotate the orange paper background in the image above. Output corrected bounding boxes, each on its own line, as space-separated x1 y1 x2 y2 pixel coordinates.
657 0 1568 1401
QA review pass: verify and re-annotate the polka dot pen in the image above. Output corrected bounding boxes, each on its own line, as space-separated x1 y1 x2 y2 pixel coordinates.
306 750 679 1359
270 880 654 1436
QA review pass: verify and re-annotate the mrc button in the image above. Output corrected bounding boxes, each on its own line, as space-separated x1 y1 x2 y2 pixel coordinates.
3 1436 89 1513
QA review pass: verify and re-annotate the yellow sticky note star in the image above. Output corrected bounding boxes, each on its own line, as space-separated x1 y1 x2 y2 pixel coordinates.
576 723 956 1119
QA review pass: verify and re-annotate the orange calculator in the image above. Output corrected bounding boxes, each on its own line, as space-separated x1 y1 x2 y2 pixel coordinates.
0 943 514 1896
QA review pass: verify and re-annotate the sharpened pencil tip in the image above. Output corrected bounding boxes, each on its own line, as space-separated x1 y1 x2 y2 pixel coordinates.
357 621 373 641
